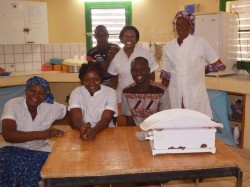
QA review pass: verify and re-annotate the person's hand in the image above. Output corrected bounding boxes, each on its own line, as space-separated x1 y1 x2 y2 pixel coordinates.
108 46 120 57
82 128 97 141
79 123 91 140
43 128 66 139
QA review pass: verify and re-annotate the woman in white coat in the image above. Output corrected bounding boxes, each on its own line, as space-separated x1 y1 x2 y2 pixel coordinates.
161 11 225 118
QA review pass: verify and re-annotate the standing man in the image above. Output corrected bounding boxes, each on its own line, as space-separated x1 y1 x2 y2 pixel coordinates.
87 25 120 87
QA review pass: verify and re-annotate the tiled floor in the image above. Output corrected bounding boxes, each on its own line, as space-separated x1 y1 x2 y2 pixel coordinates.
1 124 250 187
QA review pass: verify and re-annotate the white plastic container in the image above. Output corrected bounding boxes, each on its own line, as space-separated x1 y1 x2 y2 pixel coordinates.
140 109 223 156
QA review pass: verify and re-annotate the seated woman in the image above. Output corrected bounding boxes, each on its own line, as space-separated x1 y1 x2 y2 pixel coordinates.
68 62 118 141
122 57 170 126
0 76 66 187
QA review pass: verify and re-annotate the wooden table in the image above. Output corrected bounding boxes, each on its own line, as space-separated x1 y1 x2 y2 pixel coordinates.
41 126 243 187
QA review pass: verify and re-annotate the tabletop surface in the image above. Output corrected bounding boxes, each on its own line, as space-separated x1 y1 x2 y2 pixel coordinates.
41 126 241 178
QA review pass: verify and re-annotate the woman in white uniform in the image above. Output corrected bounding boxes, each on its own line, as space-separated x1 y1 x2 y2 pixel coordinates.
108 26 159 103
0 76 66 187
68 62 118 141
161 11 225 118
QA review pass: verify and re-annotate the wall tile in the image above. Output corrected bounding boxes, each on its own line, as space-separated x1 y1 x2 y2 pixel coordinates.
24 54 32 62
33 53 41 62
4 45 14 54
0 64 6 70
40 44 45 53
14 45 23 54
1 43 87 72
53 44 62 53
53 53 62 59
23 45 32 53
70 44 79 53
5 54 15 63
44 53 53 63
41 53 45 63
15 63 25 71
32 45 41 53
0 55 4 64
79 44 86 53
24 62 33 71
44 44 53 53
14 54 24 63
0 45 3 54
62 44 70 53
5 63 15 72
33 62 41 70
62 53 71 59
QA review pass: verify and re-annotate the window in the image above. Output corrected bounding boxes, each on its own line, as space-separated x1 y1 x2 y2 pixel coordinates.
226 0 250 62
85 2 132 51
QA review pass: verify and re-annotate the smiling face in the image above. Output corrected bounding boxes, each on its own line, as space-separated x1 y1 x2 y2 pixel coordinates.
122 30 137 50
131 58 150 85
82 70 101 95
26 85 46 108
175 17 191 39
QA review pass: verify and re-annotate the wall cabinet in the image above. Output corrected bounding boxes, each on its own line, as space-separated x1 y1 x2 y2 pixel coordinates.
228 92 245 148
0 0 48 44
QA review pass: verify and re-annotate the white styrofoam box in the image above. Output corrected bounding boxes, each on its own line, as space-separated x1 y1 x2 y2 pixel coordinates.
146 128 216 156
140 109 223 156
140 109 223 131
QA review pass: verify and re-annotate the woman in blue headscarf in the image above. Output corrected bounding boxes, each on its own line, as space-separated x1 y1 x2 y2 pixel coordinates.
0 76 66 187
161 11 225 118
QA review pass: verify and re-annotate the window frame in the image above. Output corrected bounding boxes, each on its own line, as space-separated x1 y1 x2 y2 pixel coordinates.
85 2 132 51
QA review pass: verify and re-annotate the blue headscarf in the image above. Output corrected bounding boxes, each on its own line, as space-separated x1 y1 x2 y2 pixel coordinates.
173 10 195 35
26 76 54 104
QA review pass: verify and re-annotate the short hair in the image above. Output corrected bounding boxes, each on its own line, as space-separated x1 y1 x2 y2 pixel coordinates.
131 56 149 68
94 25 108 33
78 62 104 82
119 25 140 42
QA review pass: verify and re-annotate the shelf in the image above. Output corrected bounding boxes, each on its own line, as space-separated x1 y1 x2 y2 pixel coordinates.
229 118 242 123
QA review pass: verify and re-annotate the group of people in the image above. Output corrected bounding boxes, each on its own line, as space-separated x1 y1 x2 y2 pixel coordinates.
0 10 225 187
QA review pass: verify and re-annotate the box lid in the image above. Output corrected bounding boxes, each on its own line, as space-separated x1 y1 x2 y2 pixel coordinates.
140 109 223 131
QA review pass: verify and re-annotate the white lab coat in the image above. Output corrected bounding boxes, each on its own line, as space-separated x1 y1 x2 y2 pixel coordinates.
162 35 219 118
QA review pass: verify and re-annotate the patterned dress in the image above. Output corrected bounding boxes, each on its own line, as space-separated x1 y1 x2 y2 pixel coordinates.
121 81 170 126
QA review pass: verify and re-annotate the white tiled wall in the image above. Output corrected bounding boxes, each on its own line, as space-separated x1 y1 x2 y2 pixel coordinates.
0 42 165 72
0 43 87 72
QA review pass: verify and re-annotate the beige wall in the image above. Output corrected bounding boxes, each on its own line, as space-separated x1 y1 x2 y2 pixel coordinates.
42 0 219 43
